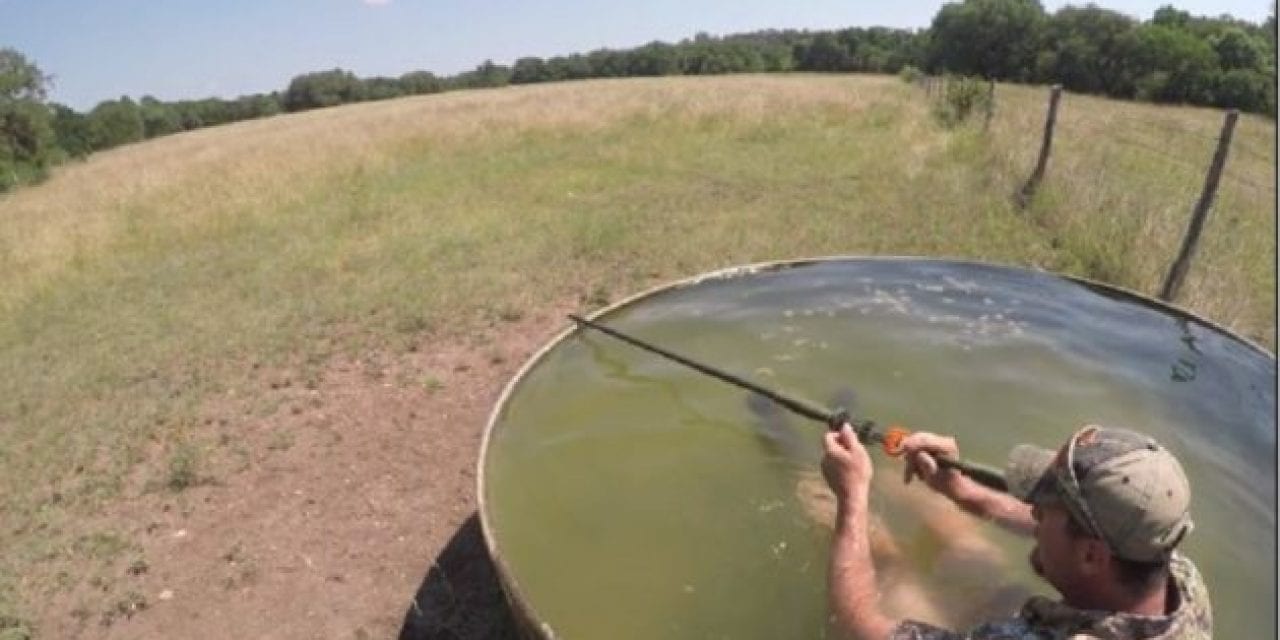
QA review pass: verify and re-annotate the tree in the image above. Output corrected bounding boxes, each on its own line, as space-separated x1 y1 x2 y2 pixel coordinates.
545 54 594 80
511 57 551 84
628 43 682 76
282 69 366 112
139 95 181 138
1152 5 1192 29
86 97 145 150
230 93 281 120
0 49 55 191
399 70 443 95
1211 27 1267 70
0 48 48 101
50 103 93 158
361 76 404 101
1130 24 1220 103
449 60 511 89
1 100 56 190
587 49 629 77
1037 6 1140 95
1209 68 1270 110
796 34 854 71
927 0 1047 80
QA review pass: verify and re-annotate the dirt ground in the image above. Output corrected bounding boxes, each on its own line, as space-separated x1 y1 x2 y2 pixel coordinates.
36 305 580 640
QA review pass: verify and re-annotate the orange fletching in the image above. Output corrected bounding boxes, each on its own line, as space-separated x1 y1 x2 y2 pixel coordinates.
882 426 909 457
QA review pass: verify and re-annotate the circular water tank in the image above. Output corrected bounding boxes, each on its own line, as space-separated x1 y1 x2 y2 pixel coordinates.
478 258 1274 639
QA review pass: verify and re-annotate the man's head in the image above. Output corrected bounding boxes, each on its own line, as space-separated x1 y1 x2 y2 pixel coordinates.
1006 425 1193 603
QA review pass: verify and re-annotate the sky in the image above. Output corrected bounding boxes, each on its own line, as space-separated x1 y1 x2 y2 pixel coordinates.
0 0 1272 111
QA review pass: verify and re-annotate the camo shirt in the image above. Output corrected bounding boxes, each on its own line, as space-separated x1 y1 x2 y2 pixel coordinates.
889 554 1212 640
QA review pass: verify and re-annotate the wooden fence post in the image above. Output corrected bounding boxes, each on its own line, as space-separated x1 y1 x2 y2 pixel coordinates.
1015 84 1062 208
984 80 995 131
1158 109 1240 302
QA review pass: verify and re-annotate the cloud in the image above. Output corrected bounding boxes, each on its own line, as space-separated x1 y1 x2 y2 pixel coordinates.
362 0 392 5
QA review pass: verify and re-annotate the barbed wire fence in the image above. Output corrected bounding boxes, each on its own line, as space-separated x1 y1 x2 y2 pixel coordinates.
913 76 1274 306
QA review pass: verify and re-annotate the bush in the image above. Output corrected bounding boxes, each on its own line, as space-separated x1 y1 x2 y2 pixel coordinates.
933 75 992 127
899 65 924 83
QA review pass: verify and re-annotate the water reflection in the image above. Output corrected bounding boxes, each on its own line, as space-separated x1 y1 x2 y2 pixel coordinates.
1172 319 1200 383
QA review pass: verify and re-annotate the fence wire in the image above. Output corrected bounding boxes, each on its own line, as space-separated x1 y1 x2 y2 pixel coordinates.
1056 113 1273 199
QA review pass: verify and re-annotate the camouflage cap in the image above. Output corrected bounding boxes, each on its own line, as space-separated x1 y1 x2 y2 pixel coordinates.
1006 424 1194 562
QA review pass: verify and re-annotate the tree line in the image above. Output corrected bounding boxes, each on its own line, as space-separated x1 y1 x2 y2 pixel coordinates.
2 0 1274 192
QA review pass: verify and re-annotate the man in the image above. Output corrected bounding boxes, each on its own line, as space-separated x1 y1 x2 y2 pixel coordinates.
821 423 1213 639
750 391 1028 629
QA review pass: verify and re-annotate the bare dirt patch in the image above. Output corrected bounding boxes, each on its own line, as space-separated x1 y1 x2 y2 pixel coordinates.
35 303 578 640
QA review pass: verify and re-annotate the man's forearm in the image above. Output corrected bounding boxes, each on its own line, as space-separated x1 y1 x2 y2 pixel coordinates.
950 479 1035 536
829 493 898 640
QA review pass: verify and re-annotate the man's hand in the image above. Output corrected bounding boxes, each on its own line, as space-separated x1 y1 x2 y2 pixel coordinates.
900 431 974 501
822 424 873 504
822 424 901 640
900 431 1036 535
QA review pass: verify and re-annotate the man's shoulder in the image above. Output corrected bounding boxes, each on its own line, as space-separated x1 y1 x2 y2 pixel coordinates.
890 617 1052 640
888 556 1214 640
1165 553 1213 637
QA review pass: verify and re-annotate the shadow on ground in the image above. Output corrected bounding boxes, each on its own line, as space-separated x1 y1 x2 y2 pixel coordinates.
398 513 520 640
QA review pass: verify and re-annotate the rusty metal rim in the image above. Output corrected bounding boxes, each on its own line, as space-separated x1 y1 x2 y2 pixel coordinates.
474 255 1274 638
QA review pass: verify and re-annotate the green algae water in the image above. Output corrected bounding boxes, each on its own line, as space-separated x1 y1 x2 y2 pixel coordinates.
482 259 1275 639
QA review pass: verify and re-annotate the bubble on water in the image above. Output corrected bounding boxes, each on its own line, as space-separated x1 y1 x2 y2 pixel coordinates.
784 309 795 318
683 584 696 594
793 338 810 347
782 325 797 333
927 316 939 323
760 331 775 340
942 297 955 304
825 309 836 318
819 341 830 350
773 354 797 362
755 367 775 377
983 297 995 305
859 308 870 315
802 309 815 317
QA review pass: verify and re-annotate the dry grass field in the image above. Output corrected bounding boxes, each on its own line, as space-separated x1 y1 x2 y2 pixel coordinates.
0 74 1272 638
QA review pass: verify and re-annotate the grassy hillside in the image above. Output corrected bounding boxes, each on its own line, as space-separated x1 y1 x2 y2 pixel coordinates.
0 74 1273 632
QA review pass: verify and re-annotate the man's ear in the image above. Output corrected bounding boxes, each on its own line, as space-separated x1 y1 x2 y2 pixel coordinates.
1076 538 1111 577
